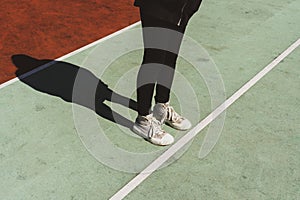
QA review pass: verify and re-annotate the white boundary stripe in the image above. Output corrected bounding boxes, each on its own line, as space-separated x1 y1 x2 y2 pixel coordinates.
110 38 300 200
0 21 141 90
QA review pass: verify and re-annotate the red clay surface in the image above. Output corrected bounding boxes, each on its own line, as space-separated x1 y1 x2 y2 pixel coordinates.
0 0 140 84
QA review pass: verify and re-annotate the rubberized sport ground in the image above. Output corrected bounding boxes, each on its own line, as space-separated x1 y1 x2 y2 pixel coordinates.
0 0 299 199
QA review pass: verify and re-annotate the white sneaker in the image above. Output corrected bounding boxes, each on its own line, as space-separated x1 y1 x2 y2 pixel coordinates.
132 114 174 146
153 102 192 130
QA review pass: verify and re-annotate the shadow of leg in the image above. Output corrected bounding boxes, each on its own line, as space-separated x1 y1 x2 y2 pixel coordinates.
95 103 134 129
12 54 136 130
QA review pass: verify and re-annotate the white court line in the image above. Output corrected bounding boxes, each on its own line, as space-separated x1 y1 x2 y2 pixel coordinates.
0 21 141 90
110 38 300 200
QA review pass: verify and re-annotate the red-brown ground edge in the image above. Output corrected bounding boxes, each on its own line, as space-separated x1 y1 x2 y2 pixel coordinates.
0 0 140 84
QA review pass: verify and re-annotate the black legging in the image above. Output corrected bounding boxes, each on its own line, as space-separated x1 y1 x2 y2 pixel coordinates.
137 10 189 116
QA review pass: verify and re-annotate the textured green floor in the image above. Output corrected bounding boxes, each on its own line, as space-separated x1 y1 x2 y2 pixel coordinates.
0 0 300 199
125 43 300 200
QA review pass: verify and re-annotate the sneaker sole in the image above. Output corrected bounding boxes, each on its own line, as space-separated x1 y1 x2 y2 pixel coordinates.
131 126 173 146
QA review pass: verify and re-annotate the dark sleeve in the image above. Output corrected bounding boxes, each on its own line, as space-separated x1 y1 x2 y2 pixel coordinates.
134 0 201 24
184 0 203 18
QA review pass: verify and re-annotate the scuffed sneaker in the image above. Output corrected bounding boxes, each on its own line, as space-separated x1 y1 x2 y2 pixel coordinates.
153 102 192 131
132 114 174 146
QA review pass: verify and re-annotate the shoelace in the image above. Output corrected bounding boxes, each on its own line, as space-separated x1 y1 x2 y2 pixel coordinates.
166 106 183 123
148 116 165 139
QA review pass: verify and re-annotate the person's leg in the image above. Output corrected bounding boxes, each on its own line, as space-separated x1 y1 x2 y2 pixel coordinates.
137 11 170 116
134 10 174 146
155 19 188 104
152 18 192 130
136 48 166 115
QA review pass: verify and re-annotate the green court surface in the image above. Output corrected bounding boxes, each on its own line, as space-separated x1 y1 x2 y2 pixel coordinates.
1 0 300 199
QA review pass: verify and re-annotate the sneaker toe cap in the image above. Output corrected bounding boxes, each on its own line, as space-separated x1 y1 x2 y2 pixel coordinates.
151 133 174 146
182 119 192 130
173 118 192 130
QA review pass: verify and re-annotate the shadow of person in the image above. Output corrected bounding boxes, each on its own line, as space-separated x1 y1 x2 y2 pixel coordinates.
12 54 137 129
